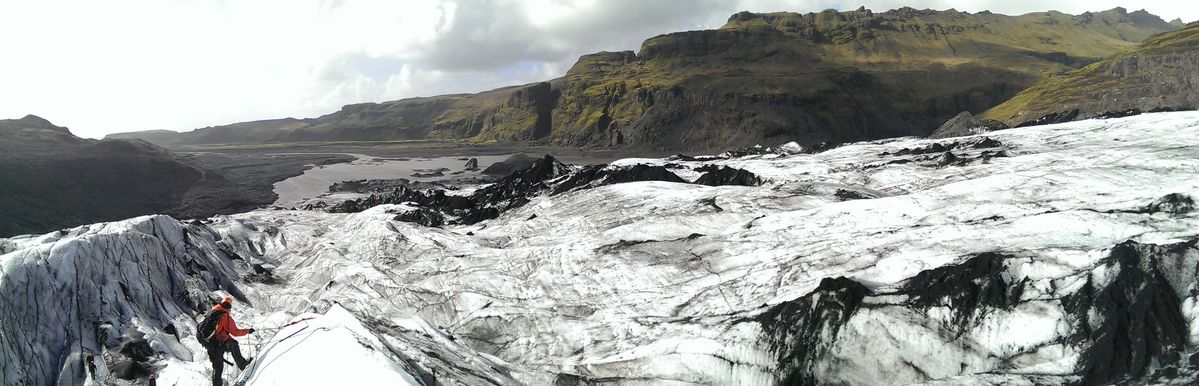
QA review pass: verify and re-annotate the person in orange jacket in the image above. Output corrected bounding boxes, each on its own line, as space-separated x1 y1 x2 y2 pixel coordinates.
206 297 255 386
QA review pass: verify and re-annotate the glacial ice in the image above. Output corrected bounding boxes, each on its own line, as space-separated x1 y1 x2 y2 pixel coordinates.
3 111 1199 384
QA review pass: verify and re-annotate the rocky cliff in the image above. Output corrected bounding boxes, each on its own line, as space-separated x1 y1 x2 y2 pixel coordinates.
984 22 1199 125
111 7 1179 151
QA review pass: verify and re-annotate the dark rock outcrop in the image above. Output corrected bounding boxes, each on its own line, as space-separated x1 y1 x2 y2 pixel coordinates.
1141 193 1195 214
901 253 1020 324
321 155 569 226
391 207 446 227
328 179 453 194
720 144 802 158
964 137 1004 149
667 154 721 162
756 277 871 386
671 144 806 162
322 186 436 213
758 240 1199 385
551 164 686 195
928 111 1010 139
457 207 501 224
693 166 764 186
464 158 480 171
1096 108 1145 119
109 359 154 380
116 334 154 362
876 137 1007 168
1015 109 1080 128
482 154 540 177
934 151 961 167
109 332 159 380
316 156 751 226
1066 241 1191 384
834 189 874 200
883 142 950 157
472 155 571 208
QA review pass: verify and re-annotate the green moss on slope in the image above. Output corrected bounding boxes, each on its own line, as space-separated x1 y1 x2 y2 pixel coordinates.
982 22 1199 125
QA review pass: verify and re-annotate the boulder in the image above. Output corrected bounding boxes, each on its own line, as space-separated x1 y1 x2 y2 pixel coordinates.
464 158 479 171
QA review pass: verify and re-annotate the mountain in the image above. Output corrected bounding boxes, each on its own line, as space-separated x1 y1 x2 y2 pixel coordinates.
7 111 1199 385
0 115 208 236
110 7 1179 151
983 21 1199 125
0 115 337 237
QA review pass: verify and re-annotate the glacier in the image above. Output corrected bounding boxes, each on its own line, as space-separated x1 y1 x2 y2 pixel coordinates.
3 111 1199 385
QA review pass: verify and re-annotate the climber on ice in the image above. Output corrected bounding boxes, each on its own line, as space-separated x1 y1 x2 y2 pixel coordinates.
197 297 256 386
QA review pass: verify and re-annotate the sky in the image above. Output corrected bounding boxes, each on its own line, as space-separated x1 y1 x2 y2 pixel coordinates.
1 0 1196 139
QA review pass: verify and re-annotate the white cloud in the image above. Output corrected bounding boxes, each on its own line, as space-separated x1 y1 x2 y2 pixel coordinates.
0 0 1195 138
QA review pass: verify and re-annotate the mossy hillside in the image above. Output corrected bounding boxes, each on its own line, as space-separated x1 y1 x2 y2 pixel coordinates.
550 52 678 145
1136 22 1199 53
551 29 901 148
720 7 1160 65
469 82 556 142
540 7 1177 149
982 22 1199 125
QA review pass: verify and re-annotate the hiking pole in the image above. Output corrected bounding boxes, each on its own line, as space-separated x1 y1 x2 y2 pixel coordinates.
246 333 252 359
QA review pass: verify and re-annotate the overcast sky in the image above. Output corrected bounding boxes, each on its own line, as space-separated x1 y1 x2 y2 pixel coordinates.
1 0 1196 138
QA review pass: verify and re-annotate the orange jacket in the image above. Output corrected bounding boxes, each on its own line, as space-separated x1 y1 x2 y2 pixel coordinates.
211 304 250 341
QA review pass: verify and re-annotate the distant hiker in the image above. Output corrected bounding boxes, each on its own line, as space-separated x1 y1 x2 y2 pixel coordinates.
197 297 256 386
85 354 96 380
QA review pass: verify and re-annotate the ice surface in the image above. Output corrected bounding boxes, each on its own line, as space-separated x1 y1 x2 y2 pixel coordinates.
4 111 1199 384
233 305 421 385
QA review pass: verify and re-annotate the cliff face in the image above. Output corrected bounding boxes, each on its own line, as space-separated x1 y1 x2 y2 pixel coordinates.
111 7 1179 151
984 23 1199 125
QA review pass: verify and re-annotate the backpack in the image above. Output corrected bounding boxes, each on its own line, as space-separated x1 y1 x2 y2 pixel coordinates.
196 309 225 349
